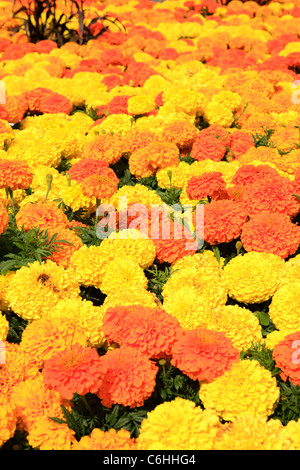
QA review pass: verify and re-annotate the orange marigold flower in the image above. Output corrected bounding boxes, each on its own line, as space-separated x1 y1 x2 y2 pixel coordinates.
102 305 183 359
82 133 123 166
46 228 83 269
201 199 248 245
152 217 197 264
43 344 103 400
122 129 159 156
66 157 108 183
226 130 255 160
273 332 300 386
0 160 33 191
10 374 66 433
190 133 227 162
186 172 228 201
27 416 75 450
242 176 300 218
38 91 71 115
129 141 180 179
0 341 40 400
72 428 137 450
96 346 158 408
81 168 119 201
171 328 240 384
0 95 27 124
24 88 57 114
16 201 69 232
161 120 199 150
20 317 87 369
241 211 300 259
0 203 9 236
232 164 280 186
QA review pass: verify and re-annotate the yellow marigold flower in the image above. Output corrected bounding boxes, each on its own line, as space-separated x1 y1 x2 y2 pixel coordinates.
0 271 15 311
27 416 76 450
222 252 284 304
166 89 206 116
203 101 234 128
59 180 96 215
162 285 213 330
0 396 17 448
263 330 288 350
68 244 116 289
127 94 156 115
278 419 300 450
163 264 228 312
48 297 106 348
102 288 159 311
90 114 133 136
199 360 280 421
171 250 223 273
268 281 300 335
278 254 300 288
106 183 163 209
137 397 223 450
20 317 87 369
210 90 242 113
99 229 156 270
156 162 192 190
7 260 80 321
207 305 263 352
0 311 8 341
100 257 148 296
214 414 285 450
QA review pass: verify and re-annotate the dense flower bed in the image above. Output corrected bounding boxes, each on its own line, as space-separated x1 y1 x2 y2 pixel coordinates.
0 0 300 451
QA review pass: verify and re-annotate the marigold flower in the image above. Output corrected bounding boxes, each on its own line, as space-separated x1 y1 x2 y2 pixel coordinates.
121 129 159 155
16 200 69 232
96 346 158 408
102 305 182 359
99 257 148 295
241 211 300 259
0 203 9 236
66 157 108 183
199 360 280 422
129 141 180 178
231 164 280 186
222 251 284 304
43 343 103 400
0 160 33 191
82 133 123 166
186 172 228 201
161 120 199 149
0 396 17 448
214 414 285 450
7 260 80 321
127 94 156 115
190 134 227 162
26 416 75 450
242 176 300 218
38 91 71 115
268 281 300 335
10 374 66 433
201 199 248 245
207 304 262 352
46 227 83 269
137 397 223 450
171 328 240 384
272 331 300 386
81 168 119 201
72 428 137 450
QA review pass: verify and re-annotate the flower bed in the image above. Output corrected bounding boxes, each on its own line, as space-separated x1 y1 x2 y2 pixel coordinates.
0 0 300 451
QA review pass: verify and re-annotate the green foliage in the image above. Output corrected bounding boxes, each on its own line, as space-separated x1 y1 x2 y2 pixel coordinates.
146 264 174 302
55 158 72 174
12 0 125 46
179 153 196 165
0 218 73 275
72 225 101 247
240 341 281 377
270 381 300 426
6 312 28 344
252 126 275 148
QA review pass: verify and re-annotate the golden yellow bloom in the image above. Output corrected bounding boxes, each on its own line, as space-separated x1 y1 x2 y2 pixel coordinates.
199 360 280 422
